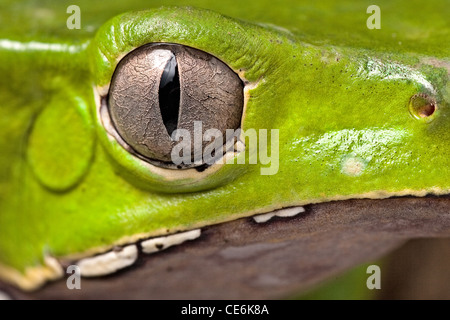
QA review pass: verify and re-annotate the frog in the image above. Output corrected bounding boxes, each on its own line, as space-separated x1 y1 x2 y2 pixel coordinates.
0 0 449 291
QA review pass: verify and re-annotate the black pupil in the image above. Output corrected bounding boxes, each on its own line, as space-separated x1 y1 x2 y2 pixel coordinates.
159 53 180 136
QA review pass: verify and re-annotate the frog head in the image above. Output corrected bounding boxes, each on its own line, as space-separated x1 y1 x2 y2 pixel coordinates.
0 6 448 290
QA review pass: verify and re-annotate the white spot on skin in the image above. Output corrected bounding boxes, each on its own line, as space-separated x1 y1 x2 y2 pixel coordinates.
253 206 305 223
141 229 201 254
0 290 11 300
342 156 366 176
77 245 138 277
358 58 436 95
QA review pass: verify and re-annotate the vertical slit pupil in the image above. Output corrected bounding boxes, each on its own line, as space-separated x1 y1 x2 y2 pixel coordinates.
159 53 180 136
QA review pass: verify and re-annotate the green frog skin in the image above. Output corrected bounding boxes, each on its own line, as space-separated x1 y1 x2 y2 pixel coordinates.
0 2 448 290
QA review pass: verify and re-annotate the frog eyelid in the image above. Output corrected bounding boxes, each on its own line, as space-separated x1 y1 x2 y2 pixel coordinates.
89 7 280 88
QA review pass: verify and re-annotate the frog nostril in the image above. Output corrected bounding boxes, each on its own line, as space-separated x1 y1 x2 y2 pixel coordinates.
418 103 436 118
408 93 437 120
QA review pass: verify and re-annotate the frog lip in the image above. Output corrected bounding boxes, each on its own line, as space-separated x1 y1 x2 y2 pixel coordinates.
0 229 201 292
63 207 306 278
0 206 306 293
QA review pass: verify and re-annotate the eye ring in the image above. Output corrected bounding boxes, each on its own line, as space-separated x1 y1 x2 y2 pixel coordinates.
105 43 245 169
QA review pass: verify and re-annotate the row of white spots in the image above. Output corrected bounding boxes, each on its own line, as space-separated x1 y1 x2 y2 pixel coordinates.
76 229 202 277
0 208 301 294
76 206 302 277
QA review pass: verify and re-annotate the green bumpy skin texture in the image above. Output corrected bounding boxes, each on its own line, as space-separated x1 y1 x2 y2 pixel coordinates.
0 1 449 289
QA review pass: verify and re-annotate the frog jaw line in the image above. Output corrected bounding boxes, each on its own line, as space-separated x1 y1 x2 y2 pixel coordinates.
1 187 443 292
0 204 305 291
0 229 203 291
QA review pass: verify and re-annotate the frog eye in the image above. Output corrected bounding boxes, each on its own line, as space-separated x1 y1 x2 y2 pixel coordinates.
107 43 244 167
408 93 437 120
